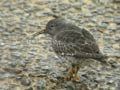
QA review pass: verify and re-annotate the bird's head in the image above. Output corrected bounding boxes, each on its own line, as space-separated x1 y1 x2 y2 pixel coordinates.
46 18 66 35
33 18 66 37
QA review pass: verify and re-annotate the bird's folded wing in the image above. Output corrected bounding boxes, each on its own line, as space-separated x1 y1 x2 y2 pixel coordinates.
52 30 101 58
81 29 96 42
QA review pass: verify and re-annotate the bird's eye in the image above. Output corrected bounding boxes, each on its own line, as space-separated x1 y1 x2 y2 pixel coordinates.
50 24 54 27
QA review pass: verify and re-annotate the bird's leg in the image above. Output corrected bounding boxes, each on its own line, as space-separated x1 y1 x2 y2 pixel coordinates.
71 66 80 82
64 65 75 82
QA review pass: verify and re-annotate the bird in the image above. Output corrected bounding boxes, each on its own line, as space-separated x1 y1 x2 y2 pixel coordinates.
33 18 107 82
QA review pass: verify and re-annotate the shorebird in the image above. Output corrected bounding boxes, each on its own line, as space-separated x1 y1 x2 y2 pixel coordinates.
33 18 107 81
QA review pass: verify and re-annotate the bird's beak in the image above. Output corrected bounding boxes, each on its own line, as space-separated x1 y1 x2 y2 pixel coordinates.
32 29 46 37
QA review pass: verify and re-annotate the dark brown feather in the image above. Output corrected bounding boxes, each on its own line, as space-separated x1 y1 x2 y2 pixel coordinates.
52 30 104 61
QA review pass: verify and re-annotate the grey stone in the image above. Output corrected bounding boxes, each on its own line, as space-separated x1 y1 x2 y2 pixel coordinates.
35 11 52 17
16 76 22 81
35 1 50 5
5 83 19 90
117 25 120 29
2 31 11 36
16 0 26 4
25 87 33 90
24 5 36 13
36 80 46 90
118 80 120 90
12 9 24 15
72 3 82 9
106 77 118 84
49 76 58 82
3 2 12 7
108 60 120 68
114 17 120 24
51 70 64 80
98 23 107 28
64 81 75 90
21 77 31 86
28 21 40 27
0 41 5 46
91 17 98 22
0 71 15 80
0 87 4 90
114 0 120 3
106 8 114 13
96 9 106 15
28 51 38 56
41 65 51 71
0 26 4 32
28 70 47 77
9 45 19 50
58 3 71 11
0 12 12 17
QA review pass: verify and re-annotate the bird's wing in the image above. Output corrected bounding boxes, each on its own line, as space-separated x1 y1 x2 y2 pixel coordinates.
52 30 102 59
81 29 96 42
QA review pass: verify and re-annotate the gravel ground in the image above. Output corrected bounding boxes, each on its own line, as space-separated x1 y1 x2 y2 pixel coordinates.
0 0 120 90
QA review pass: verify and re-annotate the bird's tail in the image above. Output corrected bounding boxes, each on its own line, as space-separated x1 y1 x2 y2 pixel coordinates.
94 54 108 63
93 54 115 68
75 53 115 67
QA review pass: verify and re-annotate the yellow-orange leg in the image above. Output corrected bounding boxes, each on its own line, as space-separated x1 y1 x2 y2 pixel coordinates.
64 66 75 82
64 65 80 82
71 66 80 82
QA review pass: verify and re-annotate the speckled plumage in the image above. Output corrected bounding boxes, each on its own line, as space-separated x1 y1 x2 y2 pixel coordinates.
52 30 102 60
46 19 105 63
35 18 106 81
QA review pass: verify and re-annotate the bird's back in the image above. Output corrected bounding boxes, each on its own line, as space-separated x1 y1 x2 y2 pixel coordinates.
52 28 105 64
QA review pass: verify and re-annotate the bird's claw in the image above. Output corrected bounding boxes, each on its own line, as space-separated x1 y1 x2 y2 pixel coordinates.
71 74 80 82
64 74 80 82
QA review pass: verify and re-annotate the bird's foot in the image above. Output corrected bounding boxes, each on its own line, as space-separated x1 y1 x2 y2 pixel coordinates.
71 74 80 82
64 75 72 82
64 66 74 82
64 66 80 82
64 73 80 82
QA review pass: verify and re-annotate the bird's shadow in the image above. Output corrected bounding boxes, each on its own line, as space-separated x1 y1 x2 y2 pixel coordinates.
55 76 90 90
